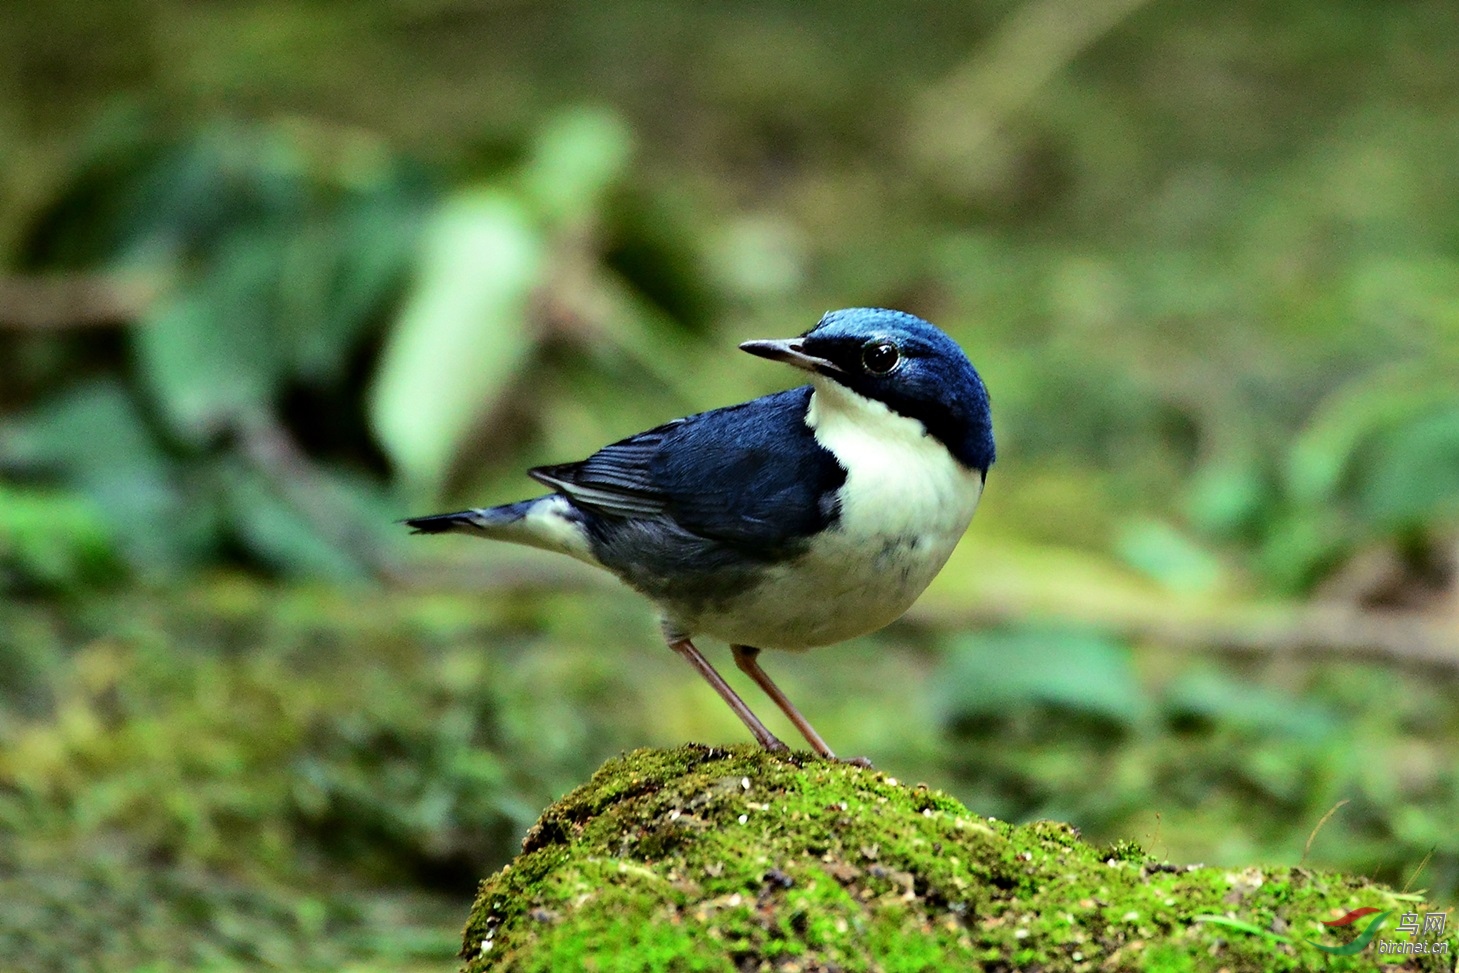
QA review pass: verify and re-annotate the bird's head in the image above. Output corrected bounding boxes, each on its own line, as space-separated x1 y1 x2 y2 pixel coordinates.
740 307 995 473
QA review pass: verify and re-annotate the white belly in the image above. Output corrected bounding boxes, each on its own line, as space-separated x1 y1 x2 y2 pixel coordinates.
684 380 984 650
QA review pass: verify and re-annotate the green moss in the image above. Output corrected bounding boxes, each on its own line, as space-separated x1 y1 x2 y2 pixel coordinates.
461 745 1455 972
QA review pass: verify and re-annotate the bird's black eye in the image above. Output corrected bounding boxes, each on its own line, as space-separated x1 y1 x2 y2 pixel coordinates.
861 341 900 375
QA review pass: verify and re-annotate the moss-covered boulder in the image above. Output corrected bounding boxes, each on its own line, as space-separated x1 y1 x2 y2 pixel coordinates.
462 745 1454 972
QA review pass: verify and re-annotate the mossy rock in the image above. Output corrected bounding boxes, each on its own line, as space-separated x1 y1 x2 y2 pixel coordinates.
462 745 1454 972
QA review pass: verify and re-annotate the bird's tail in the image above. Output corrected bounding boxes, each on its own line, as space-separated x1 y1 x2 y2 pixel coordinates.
403 501 536 536
402 496 599 564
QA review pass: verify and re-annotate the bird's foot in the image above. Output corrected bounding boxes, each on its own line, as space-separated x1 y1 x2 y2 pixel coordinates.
842 755 874 769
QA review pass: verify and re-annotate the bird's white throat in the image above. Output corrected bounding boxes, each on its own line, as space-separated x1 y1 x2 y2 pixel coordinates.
805 378 983 545
684 378 983 651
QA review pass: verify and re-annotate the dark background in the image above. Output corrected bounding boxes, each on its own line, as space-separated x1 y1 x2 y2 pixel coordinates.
2 1 1456 968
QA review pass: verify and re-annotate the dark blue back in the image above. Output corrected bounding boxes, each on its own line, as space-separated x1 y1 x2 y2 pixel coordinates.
528 387 847 610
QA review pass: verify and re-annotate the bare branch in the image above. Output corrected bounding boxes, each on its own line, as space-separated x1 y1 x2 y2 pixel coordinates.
0 273 161 330
909 0 1160 193
904 597 1459 673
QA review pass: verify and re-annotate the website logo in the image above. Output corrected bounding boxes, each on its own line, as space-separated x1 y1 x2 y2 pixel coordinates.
1308 907 1449 957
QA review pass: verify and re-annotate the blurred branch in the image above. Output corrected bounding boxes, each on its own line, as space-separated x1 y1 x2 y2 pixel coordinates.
0 273 161 330
905 598 1459 674
391 555 609 595
909 0 1158 191
390 560 1459 672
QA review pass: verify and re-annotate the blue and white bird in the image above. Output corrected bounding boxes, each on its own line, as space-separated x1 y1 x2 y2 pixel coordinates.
405 307 994 763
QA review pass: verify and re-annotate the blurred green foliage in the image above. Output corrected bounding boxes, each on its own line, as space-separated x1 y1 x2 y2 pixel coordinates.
934 626 1458 893
0 582 665 970
2 0 1459 969
4 3 1459 595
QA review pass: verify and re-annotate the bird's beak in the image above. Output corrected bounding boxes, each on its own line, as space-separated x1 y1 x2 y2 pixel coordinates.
739 338 842 375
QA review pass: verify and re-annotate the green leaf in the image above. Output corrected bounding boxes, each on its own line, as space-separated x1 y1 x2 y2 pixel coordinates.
0 483 119 590
1255 509 1349 593
1184 458 1272 539
1288 363 1459 506
1191 915 1292 944
283 189 424 384
1116 519 1227 595
1357 405 1459 529
215 461 367 581
135 230 287 442
519 107 633 226
1162 669 1335 740
368 190 545 498
934 627 1150 728
0 381 209 574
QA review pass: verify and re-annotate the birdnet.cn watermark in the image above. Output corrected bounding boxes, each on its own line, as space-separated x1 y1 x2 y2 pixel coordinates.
1309 906 1452 957
1376 911 1451 957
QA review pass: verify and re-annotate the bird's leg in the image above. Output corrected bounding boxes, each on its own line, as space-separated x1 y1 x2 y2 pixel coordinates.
667 637 788 752
731 644 872 767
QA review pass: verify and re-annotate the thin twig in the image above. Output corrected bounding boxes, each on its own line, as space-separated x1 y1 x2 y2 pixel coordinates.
1301 799 1349 866
1401 846 1437 894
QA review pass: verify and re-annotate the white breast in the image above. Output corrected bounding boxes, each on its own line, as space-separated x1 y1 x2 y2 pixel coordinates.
688 379 983 650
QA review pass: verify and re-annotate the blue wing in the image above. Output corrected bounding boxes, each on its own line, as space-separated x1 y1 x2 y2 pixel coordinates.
529 424 678 518
528 387 846 554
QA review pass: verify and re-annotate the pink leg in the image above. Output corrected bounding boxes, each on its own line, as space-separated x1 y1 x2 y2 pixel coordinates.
732 644 872 767
668 637 787 752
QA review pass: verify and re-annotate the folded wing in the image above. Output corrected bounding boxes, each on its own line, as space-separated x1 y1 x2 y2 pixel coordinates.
528 388 845 554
